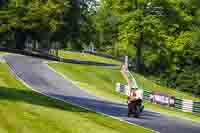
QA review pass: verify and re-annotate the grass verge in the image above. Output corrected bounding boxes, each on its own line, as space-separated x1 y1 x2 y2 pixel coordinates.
48 62 200 122
134 73 200 101
0 62 152 133
0 52 7 56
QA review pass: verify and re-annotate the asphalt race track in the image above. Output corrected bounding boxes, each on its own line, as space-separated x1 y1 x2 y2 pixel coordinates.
4 54 200 133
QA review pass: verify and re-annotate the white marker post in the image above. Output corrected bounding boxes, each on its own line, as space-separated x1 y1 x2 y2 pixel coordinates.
125 56 128 69
124 56 131 94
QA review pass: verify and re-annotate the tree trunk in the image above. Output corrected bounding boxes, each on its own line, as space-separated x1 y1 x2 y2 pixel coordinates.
70 0 80 39
135 32 144 73
15 31 26 50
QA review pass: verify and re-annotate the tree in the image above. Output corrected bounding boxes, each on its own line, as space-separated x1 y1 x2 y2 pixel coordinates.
107 0 164 72
0 0 70 49
94 1 119 54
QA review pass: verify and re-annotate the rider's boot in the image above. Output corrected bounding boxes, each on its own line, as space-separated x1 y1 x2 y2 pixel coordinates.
140 105 144 112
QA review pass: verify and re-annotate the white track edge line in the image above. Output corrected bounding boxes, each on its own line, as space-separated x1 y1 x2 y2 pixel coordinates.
45 63 124 104
47 61 200 124
45 63 159 133
5 60 159 133
4 56 200 126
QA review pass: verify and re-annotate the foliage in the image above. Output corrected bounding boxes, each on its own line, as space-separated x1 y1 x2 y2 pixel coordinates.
1 0 200 95
0 0 70 32
0 0 71 49
94 0 200 96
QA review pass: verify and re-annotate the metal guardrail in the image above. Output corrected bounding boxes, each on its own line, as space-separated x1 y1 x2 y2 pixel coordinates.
143 90 200 113
0 47 60 61
116 83 200 113
0 47 119 67
82 51 123 62
118 69 200 114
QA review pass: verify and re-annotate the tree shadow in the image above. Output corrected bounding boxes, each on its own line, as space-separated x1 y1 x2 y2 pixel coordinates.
48 93 161 120
0 86 88 113
0 86 160 120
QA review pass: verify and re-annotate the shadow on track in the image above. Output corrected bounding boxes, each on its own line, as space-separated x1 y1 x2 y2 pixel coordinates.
47 94 161 120
0 86 88 113
0 86 159 120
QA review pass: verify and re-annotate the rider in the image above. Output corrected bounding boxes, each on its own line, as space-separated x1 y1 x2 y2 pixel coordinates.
120 63 144 116
127 87 144 117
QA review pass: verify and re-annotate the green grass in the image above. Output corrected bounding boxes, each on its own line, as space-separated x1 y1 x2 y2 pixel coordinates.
0 52 7 56
48 62 200 122
144 102 200 121
49 63 127 103
57 50 122 65
0 63 152 133
134 73 200 101
55 50 199 100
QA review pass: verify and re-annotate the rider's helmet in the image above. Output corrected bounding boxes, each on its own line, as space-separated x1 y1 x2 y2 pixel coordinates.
130 88 137 96
131 87 138 91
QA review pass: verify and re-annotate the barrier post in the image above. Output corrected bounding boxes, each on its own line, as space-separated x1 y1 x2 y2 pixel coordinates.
193 102 200 113
175 98 183 110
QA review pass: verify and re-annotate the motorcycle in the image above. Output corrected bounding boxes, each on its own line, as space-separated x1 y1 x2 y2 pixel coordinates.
128 99 144 118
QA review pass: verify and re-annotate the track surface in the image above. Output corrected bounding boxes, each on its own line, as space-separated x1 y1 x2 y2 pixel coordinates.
5 54 200 133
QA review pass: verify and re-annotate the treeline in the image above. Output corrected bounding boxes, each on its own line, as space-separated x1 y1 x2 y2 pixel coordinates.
0 0 93 49
94 0 200 96
0 0 200 96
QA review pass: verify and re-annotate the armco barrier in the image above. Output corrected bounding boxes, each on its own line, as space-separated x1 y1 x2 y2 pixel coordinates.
116 83 200 114
175 98 183 110
0 47 59 61
174 99 200 113
143 90 152 101
193 102 200 113
0 48 119 67
81 51 123 62
182 99 193 112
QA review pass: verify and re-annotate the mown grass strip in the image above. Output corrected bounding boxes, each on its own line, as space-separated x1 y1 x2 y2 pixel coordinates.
0 62 152 133
48 62 200 122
